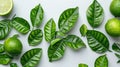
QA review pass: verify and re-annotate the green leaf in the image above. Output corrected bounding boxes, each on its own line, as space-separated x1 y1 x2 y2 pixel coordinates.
10 63 18 67
11 17 30 34
30 4 44 27
0 44 4 53
86 0 104 28
95 55 108 67
112 42 120 53
28 29 43 46
55 31 66 38
115 53 120 58
64 35 86 50
80 24 87 36
115 53 120 63
86 30 110 53
79 63 88 67
20 48 42 67
58 7 79 34
48 39 66 62
0 20 11 40
0 54 12 65
44 18 56 42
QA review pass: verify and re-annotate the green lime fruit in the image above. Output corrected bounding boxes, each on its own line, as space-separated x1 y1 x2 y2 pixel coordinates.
105 18 120 37
0 0 13 16
4 35 23 56
110 0 120 17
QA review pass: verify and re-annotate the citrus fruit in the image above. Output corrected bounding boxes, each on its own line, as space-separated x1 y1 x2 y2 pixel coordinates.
105 18 120 37
110 0 120 17
0 0 13 16
4 35 23 56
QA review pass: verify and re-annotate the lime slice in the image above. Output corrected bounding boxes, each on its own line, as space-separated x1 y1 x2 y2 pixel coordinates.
0 0 13 16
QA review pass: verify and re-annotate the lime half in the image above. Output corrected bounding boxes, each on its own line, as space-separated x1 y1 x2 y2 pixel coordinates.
0 0 13 16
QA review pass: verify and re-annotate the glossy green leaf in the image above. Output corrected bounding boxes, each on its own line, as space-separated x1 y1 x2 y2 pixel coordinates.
0 44 4 53
58 7 79 34
0 54 12 65
80 24 87 36
95 55 108 67
64 35 86 50
115 53 120 63
30 4 44 27
28 29 43 46
112 42 120 53
20 48 42 67
48 39 66 62
87 0 104 28
10 63 18 67
55 31 66 38
0 20 11 40
86 30 110 53
11 17 30 34
44 18 56 42
79 63 88 67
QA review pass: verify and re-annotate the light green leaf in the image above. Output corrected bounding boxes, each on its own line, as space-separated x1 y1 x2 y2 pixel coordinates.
80 24 87 36
44 18 56 42
79 63 88 67
95 55 108 67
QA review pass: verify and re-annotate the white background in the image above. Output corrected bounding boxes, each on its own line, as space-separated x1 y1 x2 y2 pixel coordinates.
0 0 120 67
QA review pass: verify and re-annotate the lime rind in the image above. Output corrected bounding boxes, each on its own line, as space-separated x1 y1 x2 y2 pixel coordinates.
0 0 13 16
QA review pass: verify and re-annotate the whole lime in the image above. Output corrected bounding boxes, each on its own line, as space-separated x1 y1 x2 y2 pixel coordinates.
105 18 120 37
4 35 23 56
110 0 120 17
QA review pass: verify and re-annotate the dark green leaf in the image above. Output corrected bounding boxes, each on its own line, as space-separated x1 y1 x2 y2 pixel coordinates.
64 35 86 50
44 18 56 42
115 53 120 63
48 39 66 62
10 63 18 67
80 24 87 36
58 7 79 34
118 60 120 63
28 29 43 46
30 4 44 27
112 42 120 53
0 20 11 40
0 44 4 53
115 53 120 59
0 54 12 65
95 55 108 67
87 0 104 28
20 48 42 67
86 30 110 53
11 17 30 34
79 63 88 67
